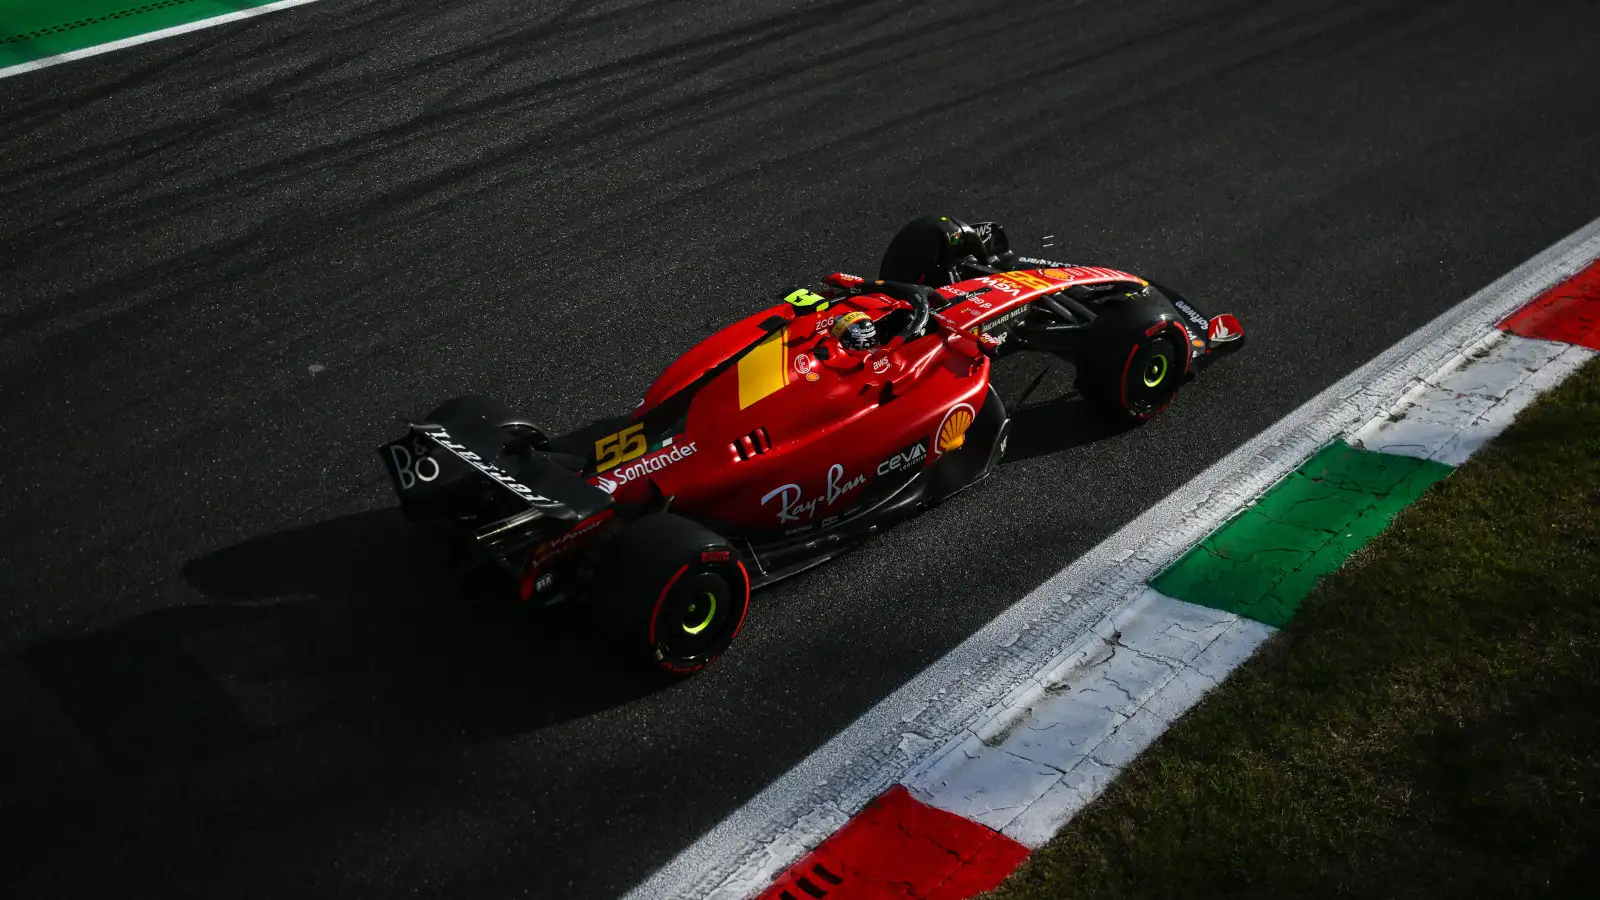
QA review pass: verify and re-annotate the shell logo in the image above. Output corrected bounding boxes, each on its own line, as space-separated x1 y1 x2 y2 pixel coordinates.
936 403 975 454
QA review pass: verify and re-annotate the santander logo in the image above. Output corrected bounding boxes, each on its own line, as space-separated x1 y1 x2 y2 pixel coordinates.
592 442 698 494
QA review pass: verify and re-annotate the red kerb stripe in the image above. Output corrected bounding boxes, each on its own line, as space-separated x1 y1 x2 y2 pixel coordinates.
1498 259 1600 350
754 785 1029 900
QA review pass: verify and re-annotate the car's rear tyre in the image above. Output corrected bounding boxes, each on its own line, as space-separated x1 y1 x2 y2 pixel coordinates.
588 513 750 676
1074 298 1189 422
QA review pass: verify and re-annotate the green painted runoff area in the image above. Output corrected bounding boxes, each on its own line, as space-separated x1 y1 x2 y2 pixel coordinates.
0 0 281 66
1153 441 1452 627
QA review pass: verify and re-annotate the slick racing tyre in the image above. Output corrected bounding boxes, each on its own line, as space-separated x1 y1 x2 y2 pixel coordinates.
588 513 750 676
1074 295 1189 423
878 214 981 287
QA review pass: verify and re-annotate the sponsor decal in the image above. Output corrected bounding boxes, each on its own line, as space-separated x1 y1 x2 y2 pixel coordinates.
941 286 993 304
534 573 554 593
531 513 611 566
872 356 891 374
1145 320 1168 337
594 440 698 492
794 354 813 376
978 276 1022 298
975 222 994 241
936 403 975 455
1172 298 1210 331
1017 256 1071 267
387 435 441 490
815 314 839 334
701 549 731 563
1032 264 1148 285
978 331 1006 349
416 427 554 504
1192 337 1206 349
760 463 867 524
805 372 820 382
1005 270 1053 291
877 440 928 476
1209 313 1243 342
980 307 1027 335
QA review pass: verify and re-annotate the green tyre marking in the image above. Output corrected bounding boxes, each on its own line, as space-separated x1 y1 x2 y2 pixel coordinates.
682 591 717 635
1143 353 1168 387
1151 440 1452 627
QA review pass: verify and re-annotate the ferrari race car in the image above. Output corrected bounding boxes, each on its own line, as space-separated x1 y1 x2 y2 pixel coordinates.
379 215 1245 674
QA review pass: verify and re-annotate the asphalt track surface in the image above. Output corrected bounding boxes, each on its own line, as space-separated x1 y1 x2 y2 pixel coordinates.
3 0 1599 896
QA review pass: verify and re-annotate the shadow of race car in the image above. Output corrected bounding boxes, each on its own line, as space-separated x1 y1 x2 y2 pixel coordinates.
379 215 1245 675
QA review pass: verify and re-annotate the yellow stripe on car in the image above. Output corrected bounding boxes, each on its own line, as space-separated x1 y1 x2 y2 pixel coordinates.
738 331 790 409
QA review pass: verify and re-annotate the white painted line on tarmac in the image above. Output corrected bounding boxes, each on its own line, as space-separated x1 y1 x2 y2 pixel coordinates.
0 0 322 81
629 216 1600 900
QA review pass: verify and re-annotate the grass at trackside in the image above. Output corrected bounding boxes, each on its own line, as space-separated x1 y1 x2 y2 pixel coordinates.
988 355 1600 899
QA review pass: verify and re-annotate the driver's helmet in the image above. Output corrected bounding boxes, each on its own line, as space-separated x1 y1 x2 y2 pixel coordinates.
831 310 877 350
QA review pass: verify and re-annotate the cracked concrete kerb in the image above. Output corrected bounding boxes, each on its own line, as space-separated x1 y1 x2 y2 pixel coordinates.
628 223 1600 900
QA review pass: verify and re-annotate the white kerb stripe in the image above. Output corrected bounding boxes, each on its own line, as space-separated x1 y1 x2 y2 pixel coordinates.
1350 330 1598 466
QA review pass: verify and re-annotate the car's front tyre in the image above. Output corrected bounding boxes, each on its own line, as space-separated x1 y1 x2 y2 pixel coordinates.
1074 295 1189 422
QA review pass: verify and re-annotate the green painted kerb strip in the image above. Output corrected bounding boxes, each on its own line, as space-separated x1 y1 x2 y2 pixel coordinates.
1152 440 1452 627
0 0 281 66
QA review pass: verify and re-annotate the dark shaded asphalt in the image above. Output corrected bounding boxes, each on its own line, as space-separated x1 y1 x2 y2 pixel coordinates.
2 0 1598 896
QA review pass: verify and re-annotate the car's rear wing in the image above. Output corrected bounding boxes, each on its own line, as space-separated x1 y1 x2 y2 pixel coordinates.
379 422 611 555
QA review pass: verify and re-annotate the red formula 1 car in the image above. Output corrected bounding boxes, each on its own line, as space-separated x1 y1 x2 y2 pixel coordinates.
380 216 1244 674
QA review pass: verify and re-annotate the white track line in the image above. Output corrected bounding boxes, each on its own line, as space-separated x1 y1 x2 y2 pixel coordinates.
0 0 321 81
627 215 1600 900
